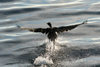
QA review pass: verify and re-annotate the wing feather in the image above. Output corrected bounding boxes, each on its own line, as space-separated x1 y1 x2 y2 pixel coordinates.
17 25 49 34
55 20 87 33
34 28 49 34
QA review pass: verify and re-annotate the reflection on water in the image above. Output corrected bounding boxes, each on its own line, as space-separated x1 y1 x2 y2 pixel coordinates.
0 0 100 67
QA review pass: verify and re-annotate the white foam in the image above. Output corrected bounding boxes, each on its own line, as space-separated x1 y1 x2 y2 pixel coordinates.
34 56 53 65
34 40 63 66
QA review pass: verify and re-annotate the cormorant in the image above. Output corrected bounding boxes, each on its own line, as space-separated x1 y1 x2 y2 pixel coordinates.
17 20 87 44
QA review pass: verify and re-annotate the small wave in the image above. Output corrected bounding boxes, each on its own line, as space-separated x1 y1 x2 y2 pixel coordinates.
61 56 100 67
0 2 23 6
0 7 42 15
0 19 11 22
61 37 100 45
92 2 100 5
0 0 17 3
88 17 100 21
0 25 20 32
0 25 15 30
0 39 13 42
0 0 83 15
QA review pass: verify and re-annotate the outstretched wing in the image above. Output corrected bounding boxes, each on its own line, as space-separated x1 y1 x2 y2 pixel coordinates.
17 25 49 34
55 20 87 33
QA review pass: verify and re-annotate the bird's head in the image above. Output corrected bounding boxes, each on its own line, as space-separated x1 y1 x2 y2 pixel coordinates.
47 22 52 28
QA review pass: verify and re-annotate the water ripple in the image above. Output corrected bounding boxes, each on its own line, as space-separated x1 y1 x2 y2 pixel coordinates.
61 56 100 67
0 0 18 3
0 1 83 11
0 0 100 67
0 7 42 15
57 37 100 45
0 19 11 22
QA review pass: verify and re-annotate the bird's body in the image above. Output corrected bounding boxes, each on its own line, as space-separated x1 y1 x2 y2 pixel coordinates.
47 28 58 43
17 20 87 44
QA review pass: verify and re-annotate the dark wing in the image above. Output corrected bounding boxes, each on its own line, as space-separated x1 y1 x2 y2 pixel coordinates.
55 20 87 33
33 28 49 34
17 25 49 34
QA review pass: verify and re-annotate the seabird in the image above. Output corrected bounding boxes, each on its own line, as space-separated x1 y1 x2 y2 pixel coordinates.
17 20 87 44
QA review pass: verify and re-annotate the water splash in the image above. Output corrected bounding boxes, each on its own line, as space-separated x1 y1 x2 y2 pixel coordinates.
34 39 62 66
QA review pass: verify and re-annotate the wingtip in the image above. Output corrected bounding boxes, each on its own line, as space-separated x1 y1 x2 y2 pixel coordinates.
82 20 88 24
16 25 21 28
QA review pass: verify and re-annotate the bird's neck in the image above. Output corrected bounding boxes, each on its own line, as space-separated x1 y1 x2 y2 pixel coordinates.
50 26 52 28
48 23 52 28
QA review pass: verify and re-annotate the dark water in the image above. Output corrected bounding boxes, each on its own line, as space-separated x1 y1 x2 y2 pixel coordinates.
0 0 100 67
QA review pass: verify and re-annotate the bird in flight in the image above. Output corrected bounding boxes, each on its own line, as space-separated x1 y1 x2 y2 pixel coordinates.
17 20 87 45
